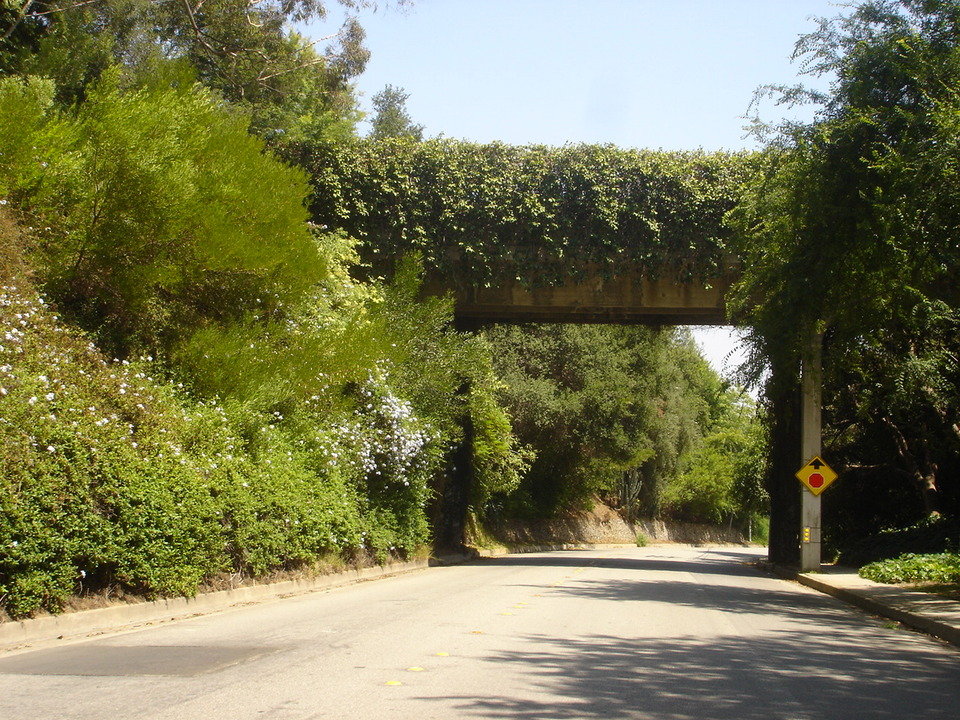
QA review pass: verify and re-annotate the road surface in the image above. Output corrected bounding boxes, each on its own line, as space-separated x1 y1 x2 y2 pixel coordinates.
1 545 958 719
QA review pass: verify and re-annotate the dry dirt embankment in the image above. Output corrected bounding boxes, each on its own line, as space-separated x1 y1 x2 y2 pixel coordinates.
484 502 748 548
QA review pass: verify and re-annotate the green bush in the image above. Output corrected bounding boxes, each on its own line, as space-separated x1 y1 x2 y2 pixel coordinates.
0 276 225 615
0 232 433 616
860 553 960 585
662 396 767 526
469 383 534 516
838 516 960 567
0 73 324 357
0 71 510 619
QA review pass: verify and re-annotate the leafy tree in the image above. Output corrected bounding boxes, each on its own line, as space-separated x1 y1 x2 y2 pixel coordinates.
663 390 767 528
369 83 423 140
483 324 724 518
0 0 371 140
731 0 960 557
0 72 324 356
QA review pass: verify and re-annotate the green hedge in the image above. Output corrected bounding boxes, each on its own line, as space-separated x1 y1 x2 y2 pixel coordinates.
860 553 960 585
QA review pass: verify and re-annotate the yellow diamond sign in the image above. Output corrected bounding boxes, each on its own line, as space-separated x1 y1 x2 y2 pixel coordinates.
796 455 838 496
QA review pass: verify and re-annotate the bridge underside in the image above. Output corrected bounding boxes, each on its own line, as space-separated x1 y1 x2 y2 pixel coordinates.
433 274 732 327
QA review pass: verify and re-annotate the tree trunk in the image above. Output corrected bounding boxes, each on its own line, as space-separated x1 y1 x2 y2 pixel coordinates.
766 356 803 565
882 417 941 516
432 383 474 553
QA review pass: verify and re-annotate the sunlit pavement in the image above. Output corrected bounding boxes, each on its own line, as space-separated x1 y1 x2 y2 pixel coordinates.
0 545 958 719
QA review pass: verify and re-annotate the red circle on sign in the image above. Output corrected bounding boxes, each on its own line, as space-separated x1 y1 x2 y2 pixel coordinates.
809 473 824 488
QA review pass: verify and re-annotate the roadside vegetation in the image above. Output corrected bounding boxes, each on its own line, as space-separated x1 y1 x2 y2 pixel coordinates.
730 0 960 563
860 553 960 586
0 0 764 619
4 0 959 620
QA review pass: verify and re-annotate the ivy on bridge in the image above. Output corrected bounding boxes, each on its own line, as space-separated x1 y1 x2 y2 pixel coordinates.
284 139 753 295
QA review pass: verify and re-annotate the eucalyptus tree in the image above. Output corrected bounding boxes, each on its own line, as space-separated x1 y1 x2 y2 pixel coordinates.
0 0 375 140
370 84 424 140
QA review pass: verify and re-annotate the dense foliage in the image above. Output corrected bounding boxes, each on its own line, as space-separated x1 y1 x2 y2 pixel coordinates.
0 0 768 621
860 553 960 585
731 0 960 559
285 138 751 286
0 70 526 617
482 324 766 530
662 393 767 529
0 0 367 142
1 73 323 357
838 516 960 567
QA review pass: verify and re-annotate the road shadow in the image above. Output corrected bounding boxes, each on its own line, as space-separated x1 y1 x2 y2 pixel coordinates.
430 549 960 718
421 629 960 719
543 575 856 621
472 551 763 579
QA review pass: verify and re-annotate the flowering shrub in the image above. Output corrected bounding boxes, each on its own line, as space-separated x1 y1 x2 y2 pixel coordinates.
319 375 437 560
0 73 533 617
0 280 220 615
0 270 419 617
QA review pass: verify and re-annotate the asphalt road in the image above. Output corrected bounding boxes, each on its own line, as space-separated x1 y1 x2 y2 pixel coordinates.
1 545 959 719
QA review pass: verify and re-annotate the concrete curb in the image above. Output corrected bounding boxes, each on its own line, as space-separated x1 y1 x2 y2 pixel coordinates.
760 561 960 649
0 545 625 650
0 559 430 651
796 572 960 648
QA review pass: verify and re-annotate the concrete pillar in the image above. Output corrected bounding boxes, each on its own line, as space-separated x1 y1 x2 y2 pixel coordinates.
800 330 823 572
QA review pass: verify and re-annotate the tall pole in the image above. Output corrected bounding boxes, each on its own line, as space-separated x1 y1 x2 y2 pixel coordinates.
800 329 823 572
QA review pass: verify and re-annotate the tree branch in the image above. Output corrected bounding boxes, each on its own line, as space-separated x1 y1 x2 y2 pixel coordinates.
257 55 329 82
181 0 217 55
0 0 35 43
29 0 105 17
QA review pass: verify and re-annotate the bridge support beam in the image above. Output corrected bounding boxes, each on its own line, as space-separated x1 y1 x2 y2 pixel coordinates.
800 330 823 572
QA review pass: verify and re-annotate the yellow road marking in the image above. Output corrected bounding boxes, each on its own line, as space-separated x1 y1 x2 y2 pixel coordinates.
386 681 402 686
407 667 425 672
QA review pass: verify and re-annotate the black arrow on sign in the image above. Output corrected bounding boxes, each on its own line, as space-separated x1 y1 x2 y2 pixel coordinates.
810 458 824 469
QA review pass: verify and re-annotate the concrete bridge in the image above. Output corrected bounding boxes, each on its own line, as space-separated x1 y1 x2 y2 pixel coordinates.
441 271 732 326
425 261 735 327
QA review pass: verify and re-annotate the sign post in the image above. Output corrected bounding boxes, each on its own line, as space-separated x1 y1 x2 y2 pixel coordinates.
800 329 823 572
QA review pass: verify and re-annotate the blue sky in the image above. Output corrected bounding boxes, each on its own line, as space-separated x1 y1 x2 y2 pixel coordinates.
304 0 843 379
